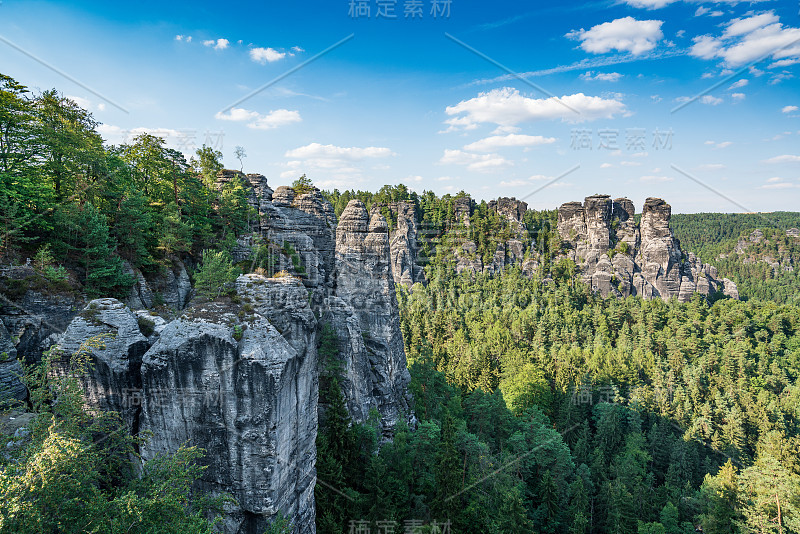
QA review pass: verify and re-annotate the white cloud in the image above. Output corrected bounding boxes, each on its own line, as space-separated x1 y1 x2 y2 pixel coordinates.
640 175 673 182
623 0 676 9
444 88 626 131
690 12 800 67
764 154 800 163
566 17 664 56
782 105 799 113
249 109 302 129
600 162 613 168
724 12 779 38
731 92 746 100
66 95 105 112
697 163 725 170
215 108 260 122
499 179 531 187
771 58 800 68
250 47 286 63
715 141 733 149
675 94 723 105
281 143 395 180
729 78 748 89
462 134 556 152
690 35 723 59
439 149 512 172
203 38 229 50
621 161 642 167
286 143 394 160
695 6 709 16
761 179 796 189
215 107 302 129
580 71 623 82
701 95 724 105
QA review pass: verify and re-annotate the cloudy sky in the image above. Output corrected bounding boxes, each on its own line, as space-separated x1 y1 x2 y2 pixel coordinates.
2 0 799 212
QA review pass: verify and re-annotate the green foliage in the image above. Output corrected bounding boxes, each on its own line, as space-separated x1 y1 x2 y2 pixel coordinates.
0 73 263 298
194 249 239 298
291 174 314 195
672 212 800 304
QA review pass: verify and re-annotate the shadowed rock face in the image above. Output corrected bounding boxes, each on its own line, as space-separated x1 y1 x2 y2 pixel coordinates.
557 195 737 301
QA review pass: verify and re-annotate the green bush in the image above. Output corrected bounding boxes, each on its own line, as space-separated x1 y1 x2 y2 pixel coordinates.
194 250 240 299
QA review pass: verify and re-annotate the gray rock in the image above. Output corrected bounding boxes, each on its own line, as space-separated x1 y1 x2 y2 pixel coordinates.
0 321 26 404
557 195 736 302
140 276 318 534
332 201 411 430
55 299 149 430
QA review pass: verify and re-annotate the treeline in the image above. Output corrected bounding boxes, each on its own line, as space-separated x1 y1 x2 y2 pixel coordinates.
317 263 800 533
0 73 253 297
672 212 800 304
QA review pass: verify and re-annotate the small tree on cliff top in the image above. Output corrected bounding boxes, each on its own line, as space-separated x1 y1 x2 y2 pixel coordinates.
292 174 314 195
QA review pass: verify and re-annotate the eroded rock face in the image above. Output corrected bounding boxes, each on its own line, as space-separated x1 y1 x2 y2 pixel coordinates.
557 195 737 301
54 299 148 430
386 202 425 288
332 201 411 429
0 321 26 404
124 259 192 311
140 277 318 534
0 276 82 365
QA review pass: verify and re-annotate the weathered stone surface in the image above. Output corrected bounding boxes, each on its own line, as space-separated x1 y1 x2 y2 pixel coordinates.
557 196 737 301
0 321 26 404
489 197 527 224
272 186 296 207
140 276 317 534
454 196 472 225
55 299 148 429
332 200 411 430
387 202 425 287
0 274 82 365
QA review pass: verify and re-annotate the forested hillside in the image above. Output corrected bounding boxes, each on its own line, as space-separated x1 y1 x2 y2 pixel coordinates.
672 213 800 304
316 260 800 533
0 74 253 298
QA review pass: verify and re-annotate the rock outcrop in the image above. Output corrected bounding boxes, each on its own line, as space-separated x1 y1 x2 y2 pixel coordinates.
332 201 411 428
385 202 425 287
0 321 26 404
37 172 413 534
140 277 317 534
558 195 738 301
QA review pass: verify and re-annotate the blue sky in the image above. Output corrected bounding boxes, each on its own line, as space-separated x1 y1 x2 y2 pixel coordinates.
1 0 799 212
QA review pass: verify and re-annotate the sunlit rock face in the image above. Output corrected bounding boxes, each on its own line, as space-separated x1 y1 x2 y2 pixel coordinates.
557 195 737 301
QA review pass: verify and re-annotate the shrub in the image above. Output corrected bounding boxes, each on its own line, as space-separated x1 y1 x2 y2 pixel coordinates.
194 250 240 299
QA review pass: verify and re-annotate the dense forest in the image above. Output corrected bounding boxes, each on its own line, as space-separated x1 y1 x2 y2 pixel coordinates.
314 194 800 533
672 213 800 305
0 73 254 299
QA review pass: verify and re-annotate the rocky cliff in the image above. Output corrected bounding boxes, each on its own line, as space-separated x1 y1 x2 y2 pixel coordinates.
385 202 426 288
0 171 412 534
558 195 738 301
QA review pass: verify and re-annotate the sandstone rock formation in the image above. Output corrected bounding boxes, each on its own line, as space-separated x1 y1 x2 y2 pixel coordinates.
558 195 738 301
333 201 411 428
385 202 425 287
57 276 319 534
